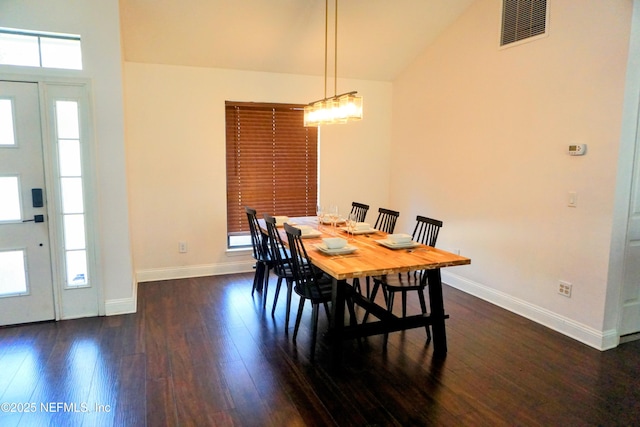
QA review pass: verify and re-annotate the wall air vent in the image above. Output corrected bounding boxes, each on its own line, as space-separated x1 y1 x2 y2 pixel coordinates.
501 0 548 46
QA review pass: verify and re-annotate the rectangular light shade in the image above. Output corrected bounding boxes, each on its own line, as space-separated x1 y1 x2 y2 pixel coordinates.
304 93 362 127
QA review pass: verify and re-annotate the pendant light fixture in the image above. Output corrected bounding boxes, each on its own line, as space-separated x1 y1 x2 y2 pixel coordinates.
303 0 363 127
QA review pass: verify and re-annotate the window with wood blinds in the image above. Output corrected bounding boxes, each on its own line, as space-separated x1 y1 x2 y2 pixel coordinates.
225 101 318 247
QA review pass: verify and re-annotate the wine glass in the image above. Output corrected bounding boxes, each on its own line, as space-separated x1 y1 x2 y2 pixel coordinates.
317 204 325 231
346 213 357 241
329 205 339 232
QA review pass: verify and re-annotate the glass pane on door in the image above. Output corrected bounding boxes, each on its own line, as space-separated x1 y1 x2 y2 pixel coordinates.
63 214 86 250
0 250 28 296
58 139 82 176
66 250 87 286
0 99 16 146
0 176 21 221
55 101 79 139
60 177 84 214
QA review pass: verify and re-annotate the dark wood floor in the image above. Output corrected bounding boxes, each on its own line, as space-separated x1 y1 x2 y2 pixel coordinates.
0 272 639 426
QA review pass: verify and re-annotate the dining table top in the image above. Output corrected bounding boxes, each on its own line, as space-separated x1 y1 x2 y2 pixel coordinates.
267 216 471 280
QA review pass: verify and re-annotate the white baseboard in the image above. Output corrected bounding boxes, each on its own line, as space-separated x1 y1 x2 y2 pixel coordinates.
104 278 138 316
441 271 618 351
135 261 255 283
104 296 137 316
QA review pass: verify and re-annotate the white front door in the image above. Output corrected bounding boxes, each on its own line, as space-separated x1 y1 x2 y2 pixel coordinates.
0 81 55 326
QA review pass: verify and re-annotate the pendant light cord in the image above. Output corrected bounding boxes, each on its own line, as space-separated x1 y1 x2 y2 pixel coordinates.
322 0 338 100
324 0 328 100
334 0 338 98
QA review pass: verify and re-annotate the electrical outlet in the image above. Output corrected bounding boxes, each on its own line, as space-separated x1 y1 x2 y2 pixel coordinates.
179 241 188 253
558 281 572 297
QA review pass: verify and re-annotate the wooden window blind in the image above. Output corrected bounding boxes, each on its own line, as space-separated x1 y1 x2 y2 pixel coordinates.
225 101 318 236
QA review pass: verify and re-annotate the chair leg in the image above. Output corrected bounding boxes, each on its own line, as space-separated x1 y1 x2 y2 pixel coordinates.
271 276 283 317
417 288 431 342
284 279 294 331
381 284 389 306
251 264 256 295
284 279 293 335
262 265 272 310
251 262 262 295
310 303 319 362
265 265 272 290
370 281 381 302
365 276 371 299
353 278 361 295
321 300 330 318
347 297 357 326
293 297 306 341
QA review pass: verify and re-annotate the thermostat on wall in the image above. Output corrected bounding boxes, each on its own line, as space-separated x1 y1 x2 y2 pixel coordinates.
568 144 587 156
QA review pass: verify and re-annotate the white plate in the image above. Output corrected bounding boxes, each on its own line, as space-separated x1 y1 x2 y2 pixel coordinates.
314 243 358 255
301 230 322 239
339 226 377 235
320 218 345 225
276 222 297 228
374 239 421 249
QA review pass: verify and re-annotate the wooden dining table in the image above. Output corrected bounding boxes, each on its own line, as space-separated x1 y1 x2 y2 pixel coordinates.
264 216 471 366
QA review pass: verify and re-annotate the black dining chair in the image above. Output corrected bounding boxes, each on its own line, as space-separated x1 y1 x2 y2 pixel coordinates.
353 207 400 297
373 207 400 235
350 202 369 223
370 215 443 347
245 206 274 308
263 213 296 331
284 223 358 361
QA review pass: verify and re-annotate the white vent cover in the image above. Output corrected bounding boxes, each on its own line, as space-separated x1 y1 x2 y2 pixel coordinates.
501 0 548 46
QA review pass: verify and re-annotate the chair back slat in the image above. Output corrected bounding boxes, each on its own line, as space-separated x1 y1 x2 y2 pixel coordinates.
406 215 443 283
412 215 443 247
350 202 370 223
374 207 400 234
264 213 289 276
284 223 324 300
245 206 268 261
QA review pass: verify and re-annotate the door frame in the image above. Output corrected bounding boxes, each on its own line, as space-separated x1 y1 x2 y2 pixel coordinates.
1 73 103 320
609 0 640 345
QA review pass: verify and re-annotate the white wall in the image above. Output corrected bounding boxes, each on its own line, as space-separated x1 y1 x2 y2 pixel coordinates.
0 0 135 314
123 63 392 281
391 0 632 349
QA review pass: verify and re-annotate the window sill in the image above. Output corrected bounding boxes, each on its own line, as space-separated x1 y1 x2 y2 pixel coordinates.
226 247 252 257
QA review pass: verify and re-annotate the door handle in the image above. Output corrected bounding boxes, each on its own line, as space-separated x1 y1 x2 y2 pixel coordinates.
23 214 45 223
32 188 44 208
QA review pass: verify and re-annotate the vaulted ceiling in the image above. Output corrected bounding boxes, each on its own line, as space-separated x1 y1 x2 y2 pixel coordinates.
119 0 476 82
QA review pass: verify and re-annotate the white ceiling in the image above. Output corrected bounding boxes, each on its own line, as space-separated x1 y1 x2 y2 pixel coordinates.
119 0 476 82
